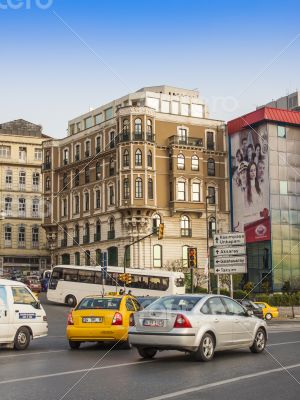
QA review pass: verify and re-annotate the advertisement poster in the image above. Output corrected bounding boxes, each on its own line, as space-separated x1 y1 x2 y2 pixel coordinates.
230 126 270 243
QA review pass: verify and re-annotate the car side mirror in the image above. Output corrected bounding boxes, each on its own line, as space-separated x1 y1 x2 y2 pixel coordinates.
246 310 253 317
33 301 41 309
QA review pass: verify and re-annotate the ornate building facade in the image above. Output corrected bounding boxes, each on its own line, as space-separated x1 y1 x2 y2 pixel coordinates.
42 86 230 272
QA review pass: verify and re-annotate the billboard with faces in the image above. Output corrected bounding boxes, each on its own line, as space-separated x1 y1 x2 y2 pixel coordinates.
230 126 270 243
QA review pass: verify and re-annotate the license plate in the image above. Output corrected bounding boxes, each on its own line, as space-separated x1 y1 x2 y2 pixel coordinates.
82 317 102 323
143 319 164 327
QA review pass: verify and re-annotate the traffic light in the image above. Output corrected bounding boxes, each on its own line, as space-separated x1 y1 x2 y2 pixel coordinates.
158 223 164 240
188 247 197 269
126 273 132 285
119 273 126 282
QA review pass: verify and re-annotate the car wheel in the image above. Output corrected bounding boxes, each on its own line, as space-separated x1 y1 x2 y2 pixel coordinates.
137 347 157 359
69 340 81 350
14 327 30 350
265 313 272 321
193 333 215 362
250 328 266 353
66 295 77 307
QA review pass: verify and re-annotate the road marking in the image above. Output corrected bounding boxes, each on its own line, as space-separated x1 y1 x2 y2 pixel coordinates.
268 330 300 334
0 360 155 385
268 341 300 347
0 350 67 359
144 363 300 400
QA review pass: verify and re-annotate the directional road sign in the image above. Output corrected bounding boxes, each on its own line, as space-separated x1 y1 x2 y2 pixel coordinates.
213 232 245 247
213 246 246 257
214 265 247 274
214 255 247 266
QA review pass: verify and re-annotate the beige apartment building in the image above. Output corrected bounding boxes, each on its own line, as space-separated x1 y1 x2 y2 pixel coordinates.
42 86 230 272
0 119 50 277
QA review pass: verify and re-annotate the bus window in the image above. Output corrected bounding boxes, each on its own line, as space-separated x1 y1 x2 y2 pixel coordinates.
161 278 169 290
63 268 78 282
149 277 169 291
48 267 63 290
78 270 95 284
130 275 149 289
175 278 184 287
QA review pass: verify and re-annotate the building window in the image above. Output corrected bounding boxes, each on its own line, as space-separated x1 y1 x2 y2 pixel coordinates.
62 198 67 217
74 169 80 186
75 144 80 161
206 131 215 150
147 150 153 168
207 158 215 176
95 189 101 209
191 155 199 171
75 252 80 266
5 197 12 217
34 148 42 160
96 162 101 180
278 125 286 138
192 182 200 202
46 176 50 190
96 136 101 153
178 128 187 144
109 185 115 205
63 149 69 164
208 186 216 204
19 147 27 161
4 225 12 246
135 177 143 198
74 224 80 243
280 180 288 195
123 149 129 167
95 220 101 241
85 116 93 129
208 217 216 238
19 226 25 247
32 227 39 247
85 166 90 183
147 119 152 135
85 250 91 266
123 119 129 134
32 172 40 190
85 141 91 157
177 154 185 170
62 173 68 190
19 171 26 189
110 131 115 148
0 145 11 158
5 170 12 188
181 215 191 237
135 118 142 135
123 178 129 199
45 150 51 164
177 181 186 201
135 149 142 166
109 217 115 232
83 222 90 244
148 178 153 199
152 213 161 234
84 192 90 211
74 195 79 214
153 245 162 268
109 158 115 176
32 198 39 218
19 198 26 217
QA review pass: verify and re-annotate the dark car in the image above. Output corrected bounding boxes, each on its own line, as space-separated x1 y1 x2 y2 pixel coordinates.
135 296 159 309
237 299 264 319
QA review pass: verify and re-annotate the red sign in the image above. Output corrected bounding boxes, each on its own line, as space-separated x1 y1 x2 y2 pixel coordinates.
244 216 271 243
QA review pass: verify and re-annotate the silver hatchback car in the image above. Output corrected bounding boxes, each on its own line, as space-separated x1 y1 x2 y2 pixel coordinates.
129 294 267 361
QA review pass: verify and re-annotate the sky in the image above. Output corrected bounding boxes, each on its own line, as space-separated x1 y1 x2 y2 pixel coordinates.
0 0 299 138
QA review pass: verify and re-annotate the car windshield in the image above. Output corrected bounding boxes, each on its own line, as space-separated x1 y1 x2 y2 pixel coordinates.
146 296 203 311
77 297 121 310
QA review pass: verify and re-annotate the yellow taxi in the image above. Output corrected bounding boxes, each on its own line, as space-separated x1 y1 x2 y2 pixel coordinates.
66 294 140 349
254 302 279 320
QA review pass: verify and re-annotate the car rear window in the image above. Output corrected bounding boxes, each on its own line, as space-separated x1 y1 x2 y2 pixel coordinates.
147 296 203 311
77 297 121 310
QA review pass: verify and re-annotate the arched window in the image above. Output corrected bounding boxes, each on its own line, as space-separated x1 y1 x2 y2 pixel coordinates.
207 158 215 176
95 189 101 209
123 119 129 134
135 177 143 198
123 178 129 199
46 176 51 190
148 178 153 199
74 224 79 243
123 149 129 167
209 217 216 238
62 253 70 265
191 155 199 171
206 131 215 150
180 215 191 237
63 149 69 164
18 225 25 247
177 154 185 170
84 191 90 211
153 244 162 268
147 119 152 134
135 149 142 166
152 213 161 233
4 196 12 217
96 162 101 180
208 186 216 204
95 220 101 241
32 226 39 247
4 225 12 246
147 150 152 167
19 198 26 217
32 198 39 218
135 118 142 135
83 222 90 243
110 131 115 148
85 250 91 266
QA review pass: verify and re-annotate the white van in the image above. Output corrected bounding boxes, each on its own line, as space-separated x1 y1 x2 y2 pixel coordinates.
0 279 48 350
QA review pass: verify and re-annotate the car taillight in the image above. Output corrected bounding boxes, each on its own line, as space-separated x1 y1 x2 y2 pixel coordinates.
174 314 192 328
129 314 135 327
67 311 74 325
112 312 123 325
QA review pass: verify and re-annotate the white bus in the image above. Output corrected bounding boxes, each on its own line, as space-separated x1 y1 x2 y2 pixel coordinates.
47 265 185 307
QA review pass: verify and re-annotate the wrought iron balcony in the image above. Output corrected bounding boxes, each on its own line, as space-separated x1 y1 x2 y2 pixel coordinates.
133 131 143 141
107 230 115 240
118 132 130 142
83 235 90 244
43 162 51 171
94 233 101 242
168 136 204 147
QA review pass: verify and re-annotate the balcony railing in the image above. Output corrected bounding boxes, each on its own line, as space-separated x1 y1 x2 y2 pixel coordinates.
5 210 12 217
94 233 101 242
5 183 12 190
32 184 39 192
133 131 143 141
61 239 67 247
207 142 215 150
73 237 79 245
181 228 192 237
32 212 40 218
4 240 12 248
19 211 26 218
18 241 26 248
146 133 155 142
83 235 89 244
168 136 204 147
19 184 25 191
107 230 115 240
32 241 39 248
43 162 51 170
118 132 130 142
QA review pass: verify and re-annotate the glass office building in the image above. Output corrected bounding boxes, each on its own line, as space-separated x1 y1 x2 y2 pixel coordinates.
228 107 300 292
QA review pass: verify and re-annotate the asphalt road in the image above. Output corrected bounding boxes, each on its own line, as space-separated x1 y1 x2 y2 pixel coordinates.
0 295 300 400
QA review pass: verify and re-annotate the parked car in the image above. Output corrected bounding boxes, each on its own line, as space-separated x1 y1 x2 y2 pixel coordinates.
0 279 48 349
254 302 279 320
129 294 267 361
22 277 42 293
66 294 141 349
236 299 264 319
